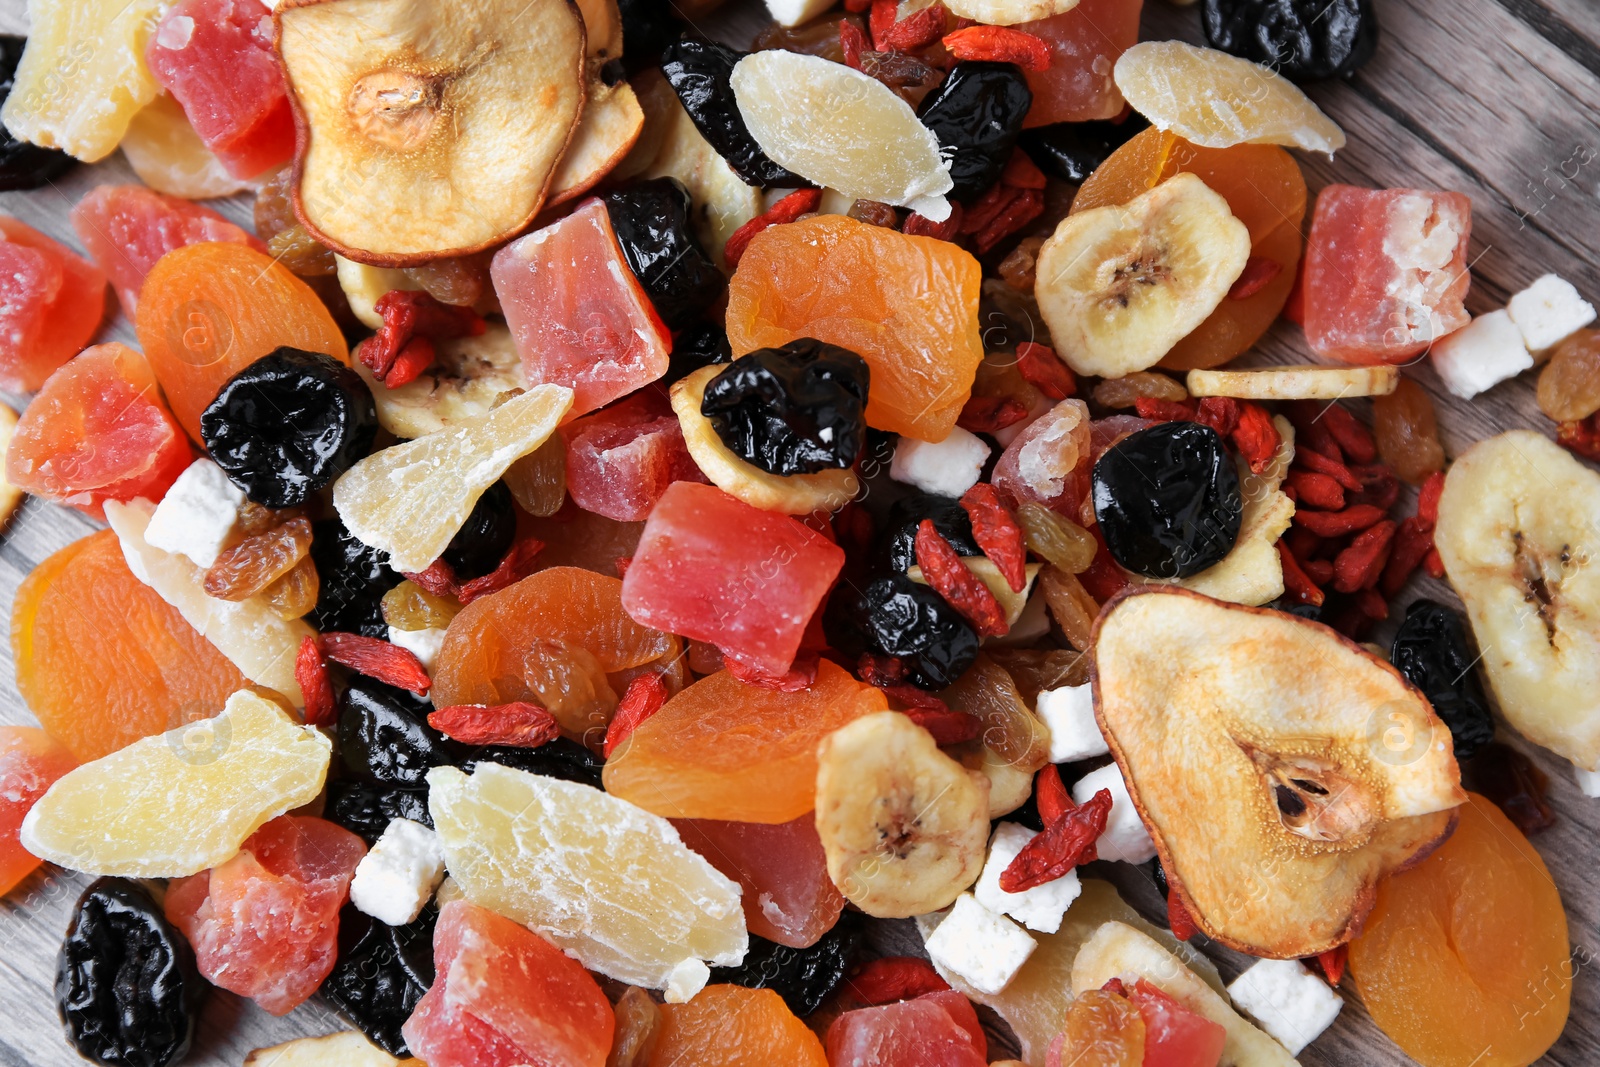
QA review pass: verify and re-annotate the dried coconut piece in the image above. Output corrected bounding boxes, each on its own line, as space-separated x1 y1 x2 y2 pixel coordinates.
731 50 954 219
1113 41 1345 155
20 689 331 878
427 762 747 989
332 383 573 573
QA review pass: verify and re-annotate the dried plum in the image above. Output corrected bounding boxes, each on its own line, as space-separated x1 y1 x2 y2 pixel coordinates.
1202 0 1378 82
667 319 734 384
456 737 607 790
1463 742 1556 836
603 178 726 331
324 779 433 843
1019 114 1150 184
709 912 862 1016
917 62 1032 201
1091 421 1242 578
881 492 983 572
701 338 869 476
310 516 400 638
618 0 681 75
441 481 515 581
660 37 806 187
829 573 979 689
57 878 203 1067
1390 599 1495 761
321 904 437 1057
0 36 76 190
338 676 459 786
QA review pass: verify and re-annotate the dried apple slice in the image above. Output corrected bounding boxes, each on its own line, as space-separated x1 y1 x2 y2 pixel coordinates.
276 0 586 265
1092 587 1465 958
548 0 642 205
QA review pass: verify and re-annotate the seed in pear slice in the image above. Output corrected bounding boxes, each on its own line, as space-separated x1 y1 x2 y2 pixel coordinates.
1186 364 1399 400
1114 41 1346 155
1434 431 1600 772
1035 172 1250 379
1093 587 1465 958
21 690 330 878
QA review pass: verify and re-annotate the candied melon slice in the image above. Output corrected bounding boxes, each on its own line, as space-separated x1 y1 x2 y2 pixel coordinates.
428 762 747 988
121 94 252 200
21 690 331 878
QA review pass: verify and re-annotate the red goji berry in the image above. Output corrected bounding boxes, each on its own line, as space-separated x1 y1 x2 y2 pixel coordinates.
403 558 459 597
869 0 896 48
880 2 946 51
1333 519 1396 593
428 702 560 748
1417 469 1446 527
1001 149 1047 190
858 652 911 687
724 189 823 268
941 25 1052 70
1167 891 1199 941
456 539 544 604
1078 525 1129 603
1193 396 1239 437
1133 396 1199 423
1276 540 1325 607
915 519 1009 637
962 182 1013 234
1293 504 1387 537
843 0 871 11
1035 764 1071 826
1285 526 1321 561
1380 515 1433 598
1285 469 1345 511
296 635 335 727
1355 586 1389 620
1349 463 1399 512
1231 401 1281 475
1014 341 1077 402
362 290 486 385
371 335 435 388
1557 416 1600 460
902 202 963 240
1284 401 1343 460
884 684 950 712
1227 255 1282 300
958 394 1030 433
1301 557 1335 585
1321 404 1377 464
973 188 1043 253
1423 546 1446 579
845 957 949 1006
839 18 869 68
1317 945 1348 986
1294 446 1363 491
724 649 821 692
603 672 669 757
1000 787 1111 892
960 483 1027 591
322 632 432 693
905 707 981 744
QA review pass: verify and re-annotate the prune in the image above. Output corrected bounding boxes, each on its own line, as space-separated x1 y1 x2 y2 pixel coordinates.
701 338 870 475
881 491 983 572
57 878 203 1067
917 62 1033 201
1390 599 1495 761
0 36 77 191
1463 742 1556 837
603 178 727 331
667 319 734 384
660 37 806 187
324 779 432 843
1090 421 1241 579
618 0 681 75
322 904 437 1057
441 481 515 581
310 516 401 637
338 676 459 786
1202 0 1378 82
456 737 607 790
709 912 862 1016
200 347 378 508
1019 114 1151 184
831 574 979 689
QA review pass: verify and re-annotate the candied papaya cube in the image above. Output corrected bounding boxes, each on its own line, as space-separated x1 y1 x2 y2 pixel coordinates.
672 814 846 948
1303 185 1473 365
0 727 75 896
621 481 844 675
651 985 827 1067
0 217 107 391
1019 0 1143 127
563 392 706 521
827 990 988 1067
492 198 671 419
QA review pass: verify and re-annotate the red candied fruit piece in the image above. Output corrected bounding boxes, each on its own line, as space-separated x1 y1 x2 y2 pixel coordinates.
672 814 847 948
69 184 265 316
621 481 845 677
491 198 671 419
164 815 366 1015
145 0 295 179
1126 979 1227 1067
827 989 988 1067
5 343 192 521
402 899 615 1067
992 398 1092 519
0 726 77 896
0 217 107 392
1019 0 1143 127
562 392 707 522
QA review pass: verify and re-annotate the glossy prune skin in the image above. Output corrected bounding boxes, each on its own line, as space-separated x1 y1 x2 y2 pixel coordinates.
456 737 607 790
667 319 734 384
1202 0 1378 82
881 492 983 573
200 347 378 508
310 516 400 637
1391 599 1495 761
833 574 980 690
338 676 459 787
0 36 77 190
917 62 1033 201
660 37 806 187
709 912 862 1016
324 779 432 843
1091 422 1241 579
1464 742 1556 837
618 0 681 75
603 178 727 331
57 878 203 1067
442 481 515 580
1019 114 1150 184
702 339 870 476
322 904 437 1057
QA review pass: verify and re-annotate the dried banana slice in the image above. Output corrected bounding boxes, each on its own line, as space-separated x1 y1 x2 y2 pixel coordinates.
1187 365 1399 400
355 323 529 439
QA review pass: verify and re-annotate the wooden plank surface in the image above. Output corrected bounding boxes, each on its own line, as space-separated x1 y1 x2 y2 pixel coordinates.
0 0 1597 1062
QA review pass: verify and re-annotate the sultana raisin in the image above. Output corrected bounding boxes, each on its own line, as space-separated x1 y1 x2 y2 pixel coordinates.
1016 502 1098 573
503 434 567 517
752 13 862 63
262 556 320 620
988 648 1090 704
1091 372 1189 410
847 199 900 228
1536 329 1600 423
1038 565 1099 651
381 580 462 632
1372 376 1445 485
997 236 1044 293
404 252 493 310
203 516 313 601
254 168 336 276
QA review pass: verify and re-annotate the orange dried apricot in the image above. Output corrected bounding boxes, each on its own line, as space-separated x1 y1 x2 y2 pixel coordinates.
649 986 828 1067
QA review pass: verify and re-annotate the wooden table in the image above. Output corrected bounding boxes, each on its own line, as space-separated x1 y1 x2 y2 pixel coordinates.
0 0 1596 1063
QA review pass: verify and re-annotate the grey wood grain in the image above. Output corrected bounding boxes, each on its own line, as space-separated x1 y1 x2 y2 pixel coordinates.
0 0 1597 1063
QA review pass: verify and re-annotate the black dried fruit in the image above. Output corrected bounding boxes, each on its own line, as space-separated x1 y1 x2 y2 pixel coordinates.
603 178 727 331
661 37 806 187
457 737 607 790
200 346 378 508
917 62 1033 201
0 37 77 191
1091 421 1242 578
881 491 983 573
1390 599 1495 761
709 912 862 1016
618 0 681 75
322 904 437 1057
339 676 459 786
324 779 432 843
442 481 515 581
1019 114 1150 184
310 516 400 637
667 319 734 384
1463 742 1556 837
57 878 203 1067
1202 0 1378 82
701 338 869 475
832 574 979 690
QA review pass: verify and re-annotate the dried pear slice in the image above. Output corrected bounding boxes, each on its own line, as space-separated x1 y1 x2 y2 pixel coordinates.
548 79 644 206
1187 364 1399 400
276 0 587 265
428 762 747 989
332 383 573 572
21 690 331 878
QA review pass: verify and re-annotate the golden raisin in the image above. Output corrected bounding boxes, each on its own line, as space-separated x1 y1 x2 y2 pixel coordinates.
605 986 662 1067
1039 564 1099 651
1091 371 1188 409
203 516 313 602
997 236 1046 293
1536 328 1600 423
1017 502 1097 573
405 251 494 309
847 200 899 228
260 556 320 620
382 580 462 632
940 655 1050 771
988 648 1089 704
1372 376 1446 485
254 169 336 276
504 435 568 517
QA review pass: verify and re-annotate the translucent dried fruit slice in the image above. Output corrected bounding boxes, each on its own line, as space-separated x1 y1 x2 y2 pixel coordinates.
1018 0 1142 127
827 990 988 1067
523 506 645 577
563 392 704 522
732 51 953 217
0 216 107 391
652 986 827 1067
993 398 1092 518
1113 41 1344 154
245 1032 410 1067
121 94 251 199
333 384 572 573
0 726 76 895
672 815 847 948
21 689 331 877
549 77 644 207
428 761 746 988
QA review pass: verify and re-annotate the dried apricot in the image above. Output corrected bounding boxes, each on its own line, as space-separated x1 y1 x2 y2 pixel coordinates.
650 986 827 1067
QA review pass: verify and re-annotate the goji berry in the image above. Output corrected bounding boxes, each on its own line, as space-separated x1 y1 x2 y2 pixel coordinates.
724 649 821 692
1349 462 1399 512
1193 396 1239 437
1000 149 1047 190
724 189 823 268
972 187 1043 253
1321 404 1377 464
1231 401 1281 474
1294 446 1363 491
1423 546 1446 578
1285 526 1321 561
915 519 1009 637
1333 519 1396 593
839 18 869 68
1285 469 1345 511
1317 945 1348 986
1276 540 1325 606
1034 764 1071 826
1355 586 1389 620
1301 557 1334 585
1133 396 1199 423
960 483 1027 592
1101 977 1129 998
958 394 1029 433
902 202 963 240
882 683 950 712
844 957 949 1006
362 289 485 385
404 558 459 597
941 25 1052 70
296 635 335 727
905 707 981 744
603 671 669 757
1293 504 1387 537
1227 255 1282 300
1284 401 1342 460
880 2 946 51
428 702 560 748
1380 515 1433 598
843 0 871 11
1557 416 1600 460
1014 341 1076 402
1167 891 1199 941
1078 525 1129 602
322 631 432 693
1416 469 1446 527
858 651 910 688
999 787 1112 892
456 539 543 603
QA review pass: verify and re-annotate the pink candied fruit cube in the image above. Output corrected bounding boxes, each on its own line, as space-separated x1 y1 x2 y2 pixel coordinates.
164 815 366 1015
672 813 846 948
563 391 706 522
1019 0 1144 127
992 398 1092 519
1127 979 1227 1067
827 989 988 1067
0 217 107 392
621 481 844 676
492 198 671 419
1303 185 1473 365
145 0 294 179
401 899 614 1067
0 726 76 896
